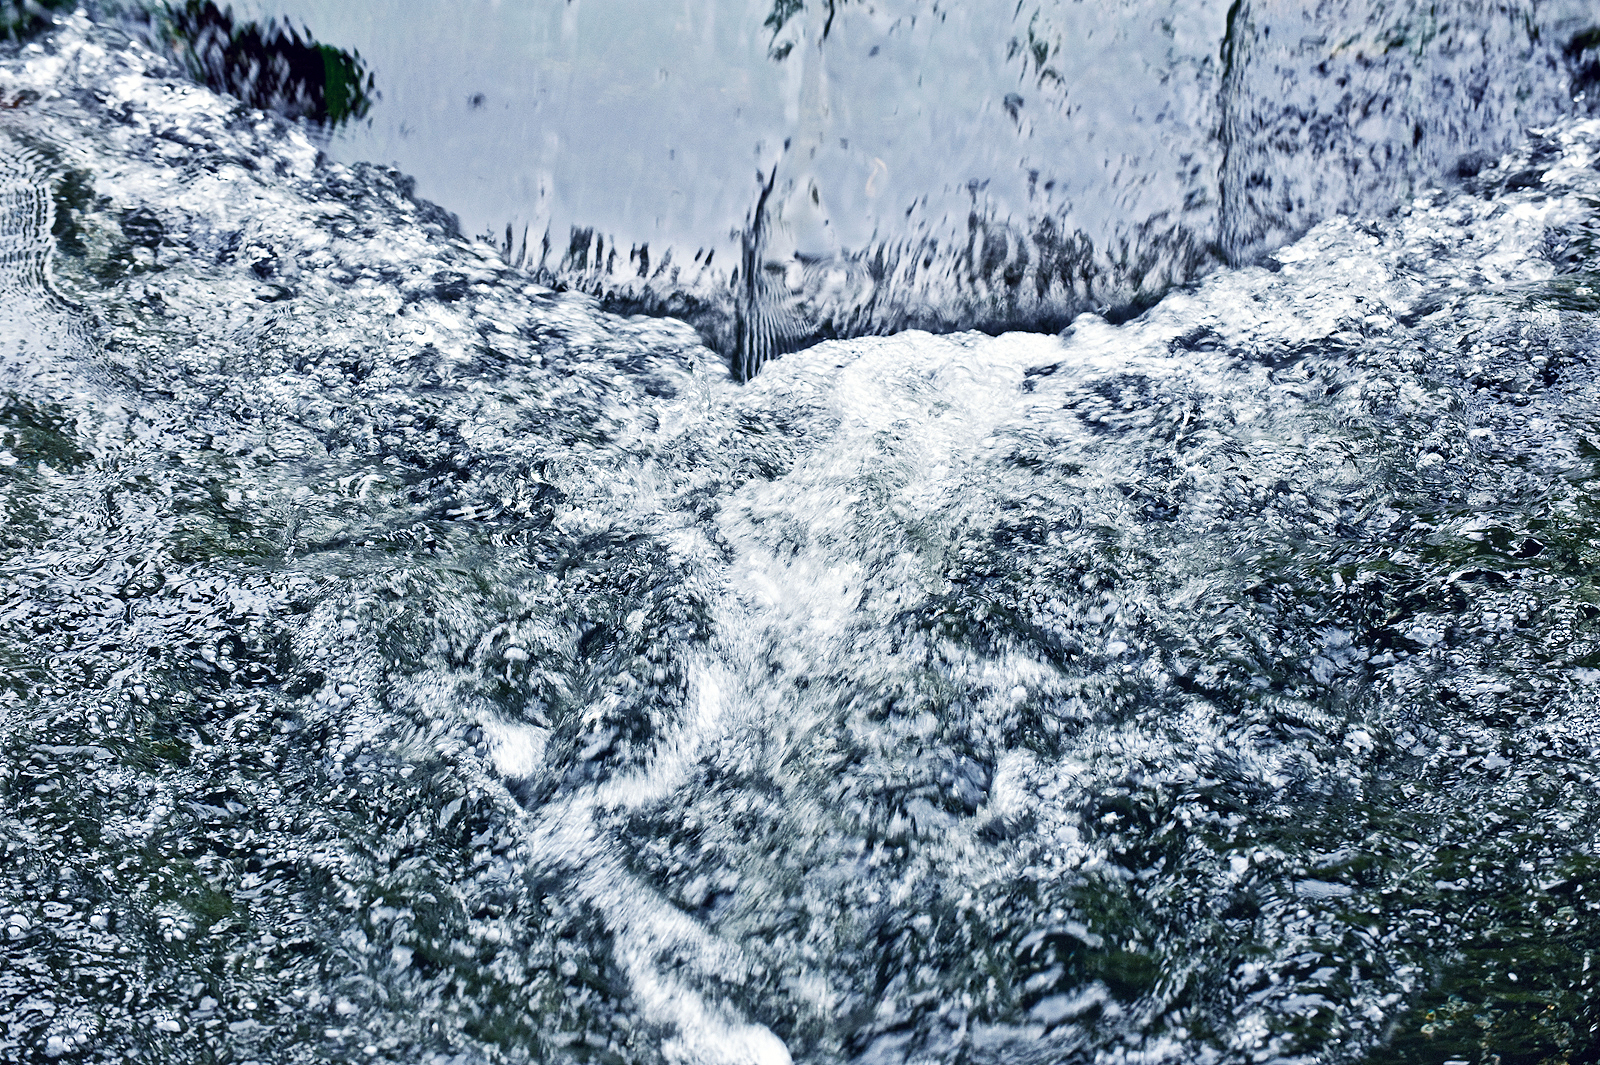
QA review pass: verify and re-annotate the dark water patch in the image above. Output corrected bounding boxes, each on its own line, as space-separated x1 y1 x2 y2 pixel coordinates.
1568 26 1600 98
1365 835 1600 1065
0 0 72 41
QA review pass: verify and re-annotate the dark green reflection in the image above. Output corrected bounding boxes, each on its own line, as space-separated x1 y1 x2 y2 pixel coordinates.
155 1 375 126
0 0 74 41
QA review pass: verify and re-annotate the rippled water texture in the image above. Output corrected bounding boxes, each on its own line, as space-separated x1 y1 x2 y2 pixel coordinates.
7 13 1600 1065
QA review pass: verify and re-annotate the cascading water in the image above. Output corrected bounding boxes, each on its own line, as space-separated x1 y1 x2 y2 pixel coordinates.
219 0 1600 371
5 9 1600 1065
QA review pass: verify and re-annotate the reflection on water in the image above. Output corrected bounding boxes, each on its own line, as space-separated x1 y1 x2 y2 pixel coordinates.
151 1 375 127
0 0 76 42
15 2 378 128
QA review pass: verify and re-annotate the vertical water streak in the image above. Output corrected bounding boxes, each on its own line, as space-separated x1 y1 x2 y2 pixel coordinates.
736 3 842 382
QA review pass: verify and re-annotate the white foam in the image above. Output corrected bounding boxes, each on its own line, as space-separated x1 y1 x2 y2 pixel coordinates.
483 721 548 779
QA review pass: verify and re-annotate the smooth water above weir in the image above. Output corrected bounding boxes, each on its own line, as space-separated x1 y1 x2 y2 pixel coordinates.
227 0 1230 259
223 0 1600 368
5 9 1600 1065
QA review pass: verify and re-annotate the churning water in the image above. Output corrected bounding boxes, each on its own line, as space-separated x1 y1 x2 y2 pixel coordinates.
4 6 1600 1065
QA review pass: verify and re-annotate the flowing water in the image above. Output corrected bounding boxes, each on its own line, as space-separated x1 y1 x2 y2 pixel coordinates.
4 8 1600 1065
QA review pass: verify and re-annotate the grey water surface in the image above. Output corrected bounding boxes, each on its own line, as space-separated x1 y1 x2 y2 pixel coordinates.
4 7 1600 1065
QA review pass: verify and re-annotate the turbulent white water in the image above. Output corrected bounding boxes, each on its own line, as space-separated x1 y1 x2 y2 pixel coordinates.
5 13 1600 1065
